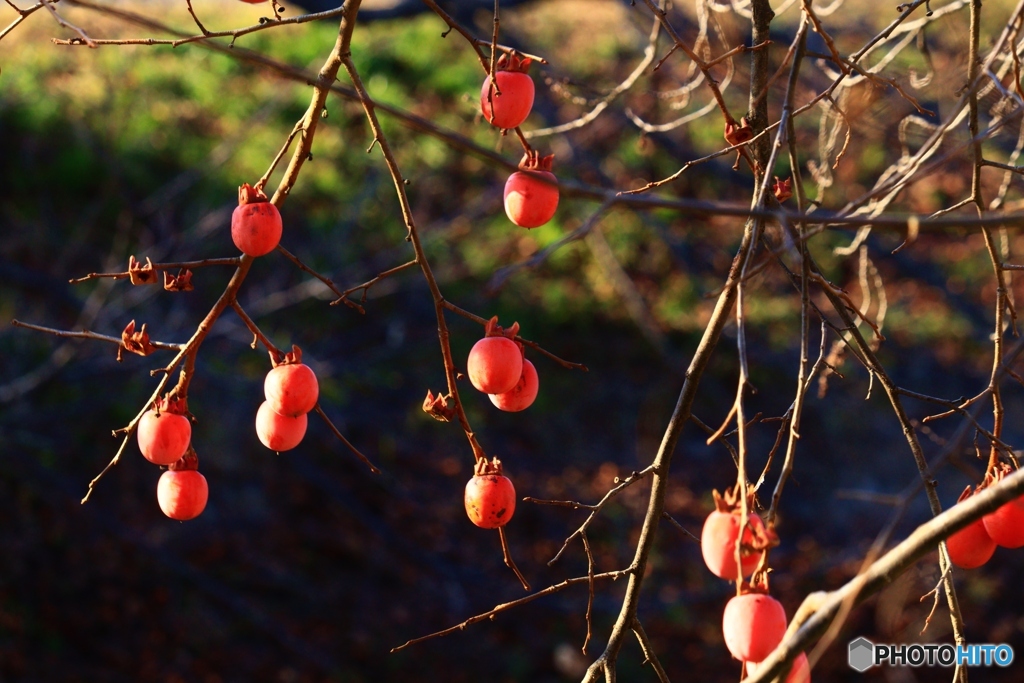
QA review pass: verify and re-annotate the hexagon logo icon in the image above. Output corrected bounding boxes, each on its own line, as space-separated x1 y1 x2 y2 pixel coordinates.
848 637 875 672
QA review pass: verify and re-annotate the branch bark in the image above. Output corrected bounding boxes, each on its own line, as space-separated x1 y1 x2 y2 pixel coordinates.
746 467 1024 683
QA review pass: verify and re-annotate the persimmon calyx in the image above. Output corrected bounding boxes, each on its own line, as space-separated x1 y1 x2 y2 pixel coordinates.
483 315 520 340
168 447 200 471
422 389 456 423
128 256 158 285
772 176 793 202
716 481 758 511
495 51 532 74
983 461 1015 487
119 320 156 360
238 182 270 205
517 151 555 173
724 117 754 146
153 395 189 416
956 483 975 504
270 344 303 368
738 572 773 595
710 485 779 554
474 456 504 477
163 268 194 292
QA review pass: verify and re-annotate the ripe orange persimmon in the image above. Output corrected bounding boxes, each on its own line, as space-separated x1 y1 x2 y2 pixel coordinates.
137 397 191 465
722 592 787 663
504 153 558 229
465 458 516 529
157 452 208 521
265 352 318 417
489 359 539 412
746 652 811 683
231 183 282 257
947 485 997 569
701 509 766 580
255 400 307 452
468 337 522 395
480 53 534 129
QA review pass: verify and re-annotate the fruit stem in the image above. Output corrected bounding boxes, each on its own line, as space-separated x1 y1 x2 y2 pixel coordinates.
230 300 283 360
499 526 531 592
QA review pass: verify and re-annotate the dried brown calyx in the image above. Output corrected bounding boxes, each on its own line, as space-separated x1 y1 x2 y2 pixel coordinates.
163 269 194 292
422 390 456 423
153 395 189 416
724 117 754 146
119 320 156 360
128 256 158 285
772 176 793 202
517 151 555 173
270 344 303 368
737 571 773 596
495 51 532 74
168 447 199 471
981 461 1015 489
483 315 520 340
474 456 504 477
238 182 270 206
711 484 780 555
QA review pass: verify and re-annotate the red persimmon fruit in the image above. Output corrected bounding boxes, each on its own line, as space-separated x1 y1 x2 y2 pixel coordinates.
980 465 1024 548
231 183 282 257
489 358 539 412
746 652 811 683
255 400 307 452
467 320 523 395
480 53 534 130
947 517 996 568
701 509 766 580
465 458 516 529
982 498 1024 548
947 485 997 568
265 347 318 417
722 592 788 663
137 397 191 466
504 153 558 229
157 452 208 521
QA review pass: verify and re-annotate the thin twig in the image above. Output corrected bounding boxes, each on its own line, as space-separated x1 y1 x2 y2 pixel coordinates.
498 526 531 592
581 532 595 654
333 259 418 311
339 27 488 463
746 468 1024 683
41 0 95 47
660 511 700 543
69 258 240 284
526 16 662 139
528 465 656 566
488 200 615 292
390 567 634 653
257 121 305 192
313 404 380 474
442 301 588 371
10 319 184 351
55 0 346 48
631 619 670 683
418 0 545 73
230 301 282 358
275 244 345 298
